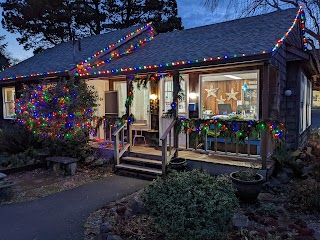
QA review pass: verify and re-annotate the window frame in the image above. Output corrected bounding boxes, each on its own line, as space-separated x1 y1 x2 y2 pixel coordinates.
2 86 15 119
199 70 260 120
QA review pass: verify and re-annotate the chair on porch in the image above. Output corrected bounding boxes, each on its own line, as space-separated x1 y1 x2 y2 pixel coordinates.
131 120 148 146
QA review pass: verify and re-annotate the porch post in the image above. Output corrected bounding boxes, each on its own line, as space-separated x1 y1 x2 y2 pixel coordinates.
173 71 180 157
126 75 132 152
260 63 270 170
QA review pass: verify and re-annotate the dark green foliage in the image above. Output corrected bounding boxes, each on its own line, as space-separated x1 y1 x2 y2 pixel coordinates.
1 0 182 53
46 130 92 160
103 0 183 33
292 178 320 212
0 124 42 155
15 76 97 161
143 170 239 240
233 168 258 181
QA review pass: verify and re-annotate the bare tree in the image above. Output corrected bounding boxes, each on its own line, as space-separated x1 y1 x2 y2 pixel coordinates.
204 0 320 83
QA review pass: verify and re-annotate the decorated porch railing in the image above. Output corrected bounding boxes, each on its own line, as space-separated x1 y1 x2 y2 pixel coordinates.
160 119 178 175
177 118 285 166
112 123 130 165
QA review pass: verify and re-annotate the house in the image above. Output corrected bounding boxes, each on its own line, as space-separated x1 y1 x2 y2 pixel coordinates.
0 7 318 176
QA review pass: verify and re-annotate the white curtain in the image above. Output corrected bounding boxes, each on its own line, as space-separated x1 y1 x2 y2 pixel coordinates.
114 82 149 124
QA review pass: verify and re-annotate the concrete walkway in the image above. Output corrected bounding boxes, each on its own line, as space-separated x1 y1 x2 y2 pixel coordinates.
0 175 149 240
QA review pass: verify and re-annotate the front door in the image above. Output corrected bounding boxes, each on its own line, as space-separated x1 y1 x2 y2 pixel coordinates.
159 74 189 147
114 81 151 129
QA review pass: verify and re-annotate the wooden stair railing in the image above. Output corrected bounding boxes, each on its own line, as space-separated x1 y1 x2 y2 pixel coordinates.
160 119 177 175
112 123 130 166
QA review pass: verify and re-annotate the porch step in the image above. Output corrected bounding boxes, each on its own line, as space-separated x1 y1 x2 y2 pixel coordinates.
115 163 162 175
122 156 162 166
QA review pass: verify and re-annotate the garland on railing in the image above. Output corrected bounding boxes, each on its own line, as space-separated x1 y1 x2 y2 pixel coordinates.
177 117 285 142
91 114 135 136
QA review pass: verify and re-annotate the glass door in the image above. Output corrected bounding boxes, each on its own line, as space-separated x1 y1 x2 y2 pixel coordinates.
159 75 189 147
114 81 151 129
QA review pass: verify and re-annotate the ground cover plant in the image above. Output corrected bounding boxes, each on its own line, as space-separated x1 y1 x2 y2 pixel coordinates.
143 170 239 240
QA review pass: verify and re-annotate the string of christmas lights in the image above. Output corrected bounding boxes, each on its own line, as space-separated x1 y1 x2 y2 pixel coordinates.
15 79 97 139
76 35 155 76
272 6 306 52
177 117 285 142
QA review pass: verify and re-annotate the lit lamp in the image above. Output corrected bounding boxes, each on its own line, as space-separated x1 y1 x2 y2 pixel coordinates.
189 92 197 100
150 94 157 100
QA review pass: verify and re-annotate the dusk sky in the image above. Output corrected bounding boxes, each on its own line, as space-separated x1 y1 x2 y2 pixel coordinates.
0 0 231 61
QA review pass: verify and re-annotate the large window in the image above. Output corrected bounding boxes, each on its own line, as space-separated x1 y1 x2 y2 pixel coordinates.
2 87 15 119
300 74 312 133
200 71 259 120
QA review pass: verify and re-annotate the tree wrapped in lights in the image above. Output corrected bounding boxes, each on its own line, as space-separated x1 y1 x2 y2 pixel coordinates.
15 76 98 146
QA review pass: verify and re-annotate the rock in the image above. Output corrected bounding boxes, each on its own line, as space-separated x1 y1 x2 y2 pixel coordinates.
295 219 308 228
264 217 279 227
85 156 95 164
297 227 314 236
106 234 122 240
66 163 77 176
100 222 113 234
292 150 302 157
295 237 315 240
296 159 305 166
0 172 7 181
283 167 294 177
300 153 307 160
307 147 312 154
258 193 275 202
302 166 314 178
277 172 291 184
232 212 249 228
128 195 145 215
92 158 109 167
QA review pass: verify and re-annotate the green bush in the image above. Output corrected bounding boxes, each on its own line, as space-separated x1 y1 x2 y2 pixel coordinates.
143 170 239 240
0 147 40 168
46 129 92 160
292 178 320 212
0 124 43 154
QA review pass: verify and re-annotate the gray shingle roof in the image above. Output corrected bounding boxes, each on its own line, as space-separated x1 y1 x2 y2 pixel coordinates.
0 8 300 80
0 25 141 79
91 8 299 73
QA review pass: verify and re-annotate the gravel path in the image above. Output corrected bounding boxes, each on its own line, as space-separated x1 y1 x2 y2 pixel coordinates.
0 175 149 240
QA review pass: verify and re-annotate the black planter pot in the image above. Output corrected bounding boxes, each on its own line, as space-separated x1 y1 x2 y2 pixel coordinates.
230 172 263 202
168 158 187 171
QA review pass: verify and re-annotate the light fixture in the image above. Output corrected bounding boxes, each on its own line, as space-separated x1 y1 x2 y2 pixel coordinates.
189 92 197 100
284 89 292 97
150 94 157 100
224 75 242 80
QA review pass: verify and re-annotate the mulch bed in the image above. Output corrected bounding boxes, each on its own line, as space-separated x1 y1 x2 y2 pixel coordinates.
1 163 113 204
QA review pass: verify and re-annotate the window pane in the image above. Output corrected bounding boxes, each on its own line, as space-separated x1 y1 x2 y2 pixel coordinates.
2 87 15 119
5 102 15 117
201 71 259 120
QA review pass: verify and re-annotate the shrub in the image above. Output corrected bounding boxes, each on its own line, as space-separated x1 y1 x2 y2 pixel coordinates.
292 179 320 212
143 170 239 240
0 124 42 154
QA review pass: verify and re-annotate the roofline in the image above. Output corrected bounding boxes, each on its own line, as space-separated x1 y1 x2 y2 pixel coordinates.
0 72 71 85
76 53 272 80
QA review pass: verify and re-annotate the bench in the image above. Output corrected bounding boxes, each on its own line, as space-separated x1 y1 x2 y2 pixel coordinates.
46 156 79 176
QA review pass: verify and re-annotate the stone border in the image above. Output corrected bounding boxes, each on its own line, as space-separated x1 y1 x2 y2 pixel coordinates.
84 190 145 240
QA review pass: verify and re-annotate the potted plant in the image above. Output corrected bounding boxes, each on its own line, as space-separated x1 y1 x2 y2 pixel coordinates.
168 158 187 171
230 168 263 202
